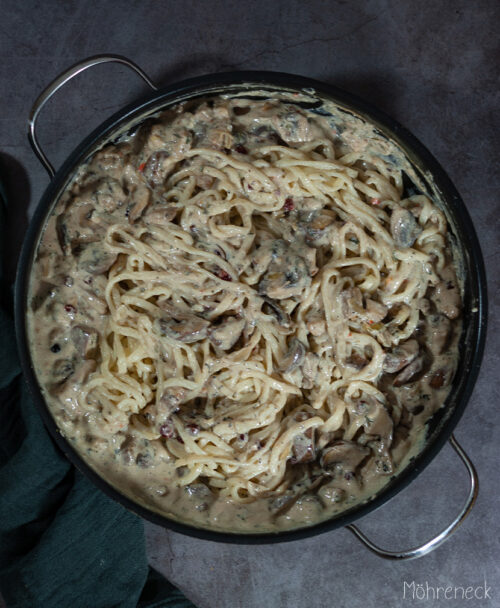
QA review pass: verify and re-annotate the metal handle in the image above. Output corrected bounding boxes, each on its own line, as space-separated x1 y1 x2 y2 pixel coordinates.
346 434 478 560
28 54 158 178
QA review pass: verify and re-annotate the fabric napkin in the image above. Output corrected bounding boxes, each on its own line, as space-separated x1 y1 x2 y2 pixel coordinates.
0 171 196 608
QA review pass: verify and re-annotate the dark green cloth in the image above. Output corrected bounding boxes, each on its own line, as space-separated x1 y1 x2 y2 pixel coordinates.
0 174 195 608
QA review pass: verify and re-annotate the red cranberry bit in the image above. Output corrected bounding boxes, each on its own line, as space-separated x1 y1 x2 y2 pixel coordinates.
138 162 146 172
217 268 232 281
64 304 76 314
371 198 381 205
186 423 200 436
176 436 185 444
234 144 248 154
159 422 175 439
283 197 294 214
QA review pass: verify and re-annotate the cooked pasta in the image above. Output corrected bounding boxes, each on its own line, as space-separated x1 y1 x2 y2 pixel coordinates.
28 95 462 531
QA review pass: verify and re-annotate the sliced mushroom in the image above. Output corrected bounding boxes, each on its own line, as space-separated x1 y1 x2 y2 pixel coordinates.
365 299 388 323
77 242 117 275
262 297 291 327
128 184 151 222
433 266 461 319
56 214 69 254
321 440 370 472
209 317 245 351
393 355 424 386
303 211 336 246
317 483 346 506
259 256 311 299
50 360 96 398
306 312 326 337
358 398 393 439
157 309 210 343
143 385 186 430
94 177 127 212
31 281 56 311
340 287 364 320
301 353 319 389
429 366 453 389
184 482 214 511
281 338 306 373
290 430 316 464
144 204 178 225
390 206 422 248
71 325 99 359
383 339 419 373
158 386 187 415
142 151 176 186
276 495 323 523
272 109 321 143
251 240 285 275
425 313 451 355
207 127 233 149
51 359 75 384
345 352 368 370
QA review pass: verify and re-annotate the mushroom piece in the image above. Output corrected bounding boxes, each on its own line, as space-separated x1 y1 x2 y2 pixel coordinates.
433 266 461 320
31 281 56 311
281 338 307 373
119 436 138 466
51 359 75 384
144 204 178 225
209 317 245 351
262 297 291 328
77 242 117 275
142 151 176 186
429 366 453 389
272 109 321 143
184 482 214 512
128 184 151 222
306 312 326 337
303 212 336 246
317 483 346 506
390 206 422 248
290 428 316 464
276 495 323 523
157 309 210 343
259 256 311 300
207 127 233 149
365 298 388 323
345 352 368 371
144 385 186 424
320 440 370 472
359 398 393 439
383 339 419 373
301 353 319 389
71 325 99 359
393 355 424 386
340 287 364 320
424 314 451 356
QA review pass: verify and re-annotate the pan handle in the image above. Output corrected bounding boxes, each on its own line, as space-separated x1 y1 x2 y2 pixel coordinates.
346 434 478 560
28 54 158 178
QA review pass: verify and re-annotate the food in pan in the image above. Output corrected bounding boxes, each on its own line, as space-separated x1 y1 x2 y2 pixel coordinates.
28 94 462 531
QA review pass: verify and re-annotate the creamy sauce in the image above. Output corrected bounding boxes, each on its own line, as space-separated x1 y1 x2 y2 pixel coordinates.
27 92 462 533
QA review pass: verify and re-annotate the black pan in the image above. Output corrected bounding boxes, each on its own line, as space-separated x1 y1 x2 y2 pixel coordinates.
14 55 487 557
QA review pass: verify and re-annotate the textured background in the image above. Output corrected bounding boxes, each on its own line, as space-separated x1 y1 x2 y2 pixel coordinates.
1 1 499 606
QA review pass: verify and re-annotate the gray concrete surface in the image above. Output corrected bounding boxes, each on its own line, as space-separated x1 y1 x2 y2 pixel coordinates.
1 1 499 606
